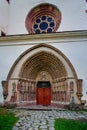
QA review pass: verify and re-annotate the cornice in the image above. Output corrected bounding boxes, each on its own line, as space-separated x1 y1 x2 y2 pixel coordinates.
0 30 87 46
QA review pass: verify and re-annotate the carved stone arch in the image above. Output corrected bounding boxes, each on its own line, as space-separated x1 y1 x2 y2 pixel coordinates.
19 50 67 80
7 44 78 81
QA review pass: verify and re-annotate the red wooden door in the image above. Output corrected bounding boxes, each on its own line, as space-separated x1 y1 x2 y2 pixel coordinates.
36 87 51 105
36 88 43 105
43 88 51 105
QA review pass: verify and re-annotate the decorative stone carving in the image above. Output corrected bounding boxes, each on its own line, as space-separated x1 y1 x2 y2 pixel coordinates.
2 81 8 100
77 79 83 93
12 82 16 93
11 82 17 102
39 71 49 81
77 79 83 101
70 81 74 93
17 81 22 91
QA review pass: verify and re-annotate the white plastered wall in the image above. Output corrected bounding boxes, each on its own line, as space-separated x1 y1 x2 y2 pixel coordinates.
0 0 9 35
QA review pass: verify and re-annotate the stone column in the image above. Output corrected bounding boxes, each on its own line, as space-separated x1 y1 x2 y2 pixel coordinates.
12 82 17 102
52 81 55 101
77 79 83 101
2 81 8 100
17 80 22 102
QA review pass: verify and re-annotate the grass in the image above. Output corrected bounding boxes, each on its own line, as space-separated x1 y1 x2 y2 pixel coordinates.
83 109 87 112
55 118 87 130
0 106 87 130
0 107 19 130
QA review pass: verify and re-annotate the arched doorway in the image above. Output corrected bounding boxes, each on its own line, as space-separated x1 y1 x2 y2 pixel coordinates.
3 44 82 107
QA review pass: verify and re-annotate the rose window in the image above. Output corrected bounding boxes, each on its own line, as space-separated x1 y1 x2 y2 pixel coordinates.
25 3 61 34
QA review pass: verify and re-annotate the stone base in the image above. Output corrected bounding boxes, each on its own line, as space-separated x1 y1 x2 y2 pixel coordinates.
66 103 83 110
2 101 83 110
2 101 67 110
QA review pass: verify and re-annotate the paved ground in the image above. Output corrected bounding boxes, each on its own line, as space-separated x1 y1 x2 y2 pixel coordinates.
12 109 87 130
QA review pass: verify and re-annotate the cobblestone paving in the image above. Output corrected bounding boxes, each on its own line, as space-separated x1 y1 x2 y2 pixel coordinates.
12 109 87 130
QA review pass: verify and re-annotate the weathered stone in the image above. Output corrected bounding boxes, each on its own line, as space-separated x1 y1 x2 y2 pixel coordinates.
12 109 87 130
12 126 18 130
15 123 20 127
49 127 55 130
40 125 48 129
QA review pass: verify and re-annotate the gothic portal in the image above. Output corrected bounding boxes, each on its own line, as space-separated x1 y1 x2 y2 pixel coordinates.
1 2 84 108
2 44 83 107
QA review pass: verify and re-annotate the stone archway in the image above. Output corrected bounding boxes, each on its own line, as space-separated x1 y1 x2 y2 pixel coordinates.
18 50 68 85
2 44 82 107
